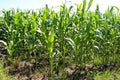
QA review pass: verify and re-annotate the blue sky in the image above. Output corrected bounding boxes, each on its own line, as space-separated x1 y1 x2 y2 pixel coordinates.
0 0 120 13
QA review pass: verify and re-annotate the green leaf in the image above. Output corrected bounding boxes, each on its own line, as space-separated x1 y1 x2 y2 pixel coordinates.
48 29 55 43
36 28 42 34
87 0 93 11
0 40 7 46
82 0 87 12
65 38 75 50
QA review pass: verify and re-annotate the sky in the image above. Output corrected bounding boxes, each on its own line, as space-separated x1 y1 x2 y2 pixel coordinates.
0 0 120 13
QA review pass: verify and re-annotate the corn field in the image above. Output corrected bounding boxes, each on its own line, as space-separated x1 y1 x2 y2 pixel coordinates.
0 0 120 79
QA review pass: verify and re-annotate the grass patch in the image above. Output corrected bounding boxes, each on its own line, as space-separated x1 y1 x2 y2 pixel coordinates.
95 69 120 80
0 61 14 80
